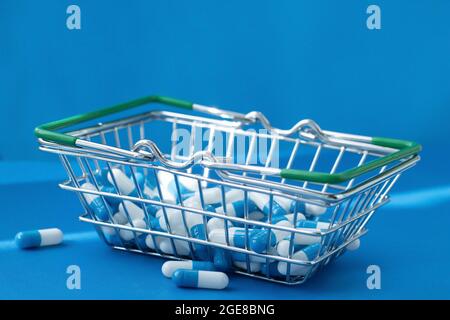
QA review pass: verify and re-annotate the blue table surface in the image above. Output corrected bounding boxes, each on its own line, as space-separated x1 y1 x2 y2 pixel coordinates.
1 155 449 300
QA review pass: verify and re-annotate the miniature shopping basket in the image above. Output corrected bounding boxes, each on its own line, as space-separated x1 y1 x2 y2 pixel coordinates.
35 95 421 285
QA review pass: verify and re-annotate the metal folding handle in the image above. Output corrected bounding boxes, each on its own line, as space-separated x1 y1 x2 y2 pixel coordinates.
35 95 421 183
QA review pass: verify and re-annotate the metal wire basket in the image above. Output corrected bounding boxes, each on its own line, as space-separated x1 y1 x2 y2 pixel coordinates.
35 95 421 285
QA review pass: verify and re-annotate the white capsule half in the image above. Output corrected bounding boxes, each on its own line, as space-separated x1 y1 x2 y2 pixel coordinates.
276 239 305 257
233 261 261 273
159 239 191 256
156 171 178 204
119 219 147 241
346 238 361 251
277 243 321 276
112 212 128 225
183 187 222 208
107 168 136 196
208 227 247 248
144 234 162 250
304 203 327 216
119 201 145 220
206 217 233 234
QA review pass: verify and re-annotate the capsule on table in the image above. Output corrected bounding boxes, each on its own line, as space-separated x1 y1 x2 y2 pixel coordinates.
15 228 63 249
172 270 229 290
162 260 216 278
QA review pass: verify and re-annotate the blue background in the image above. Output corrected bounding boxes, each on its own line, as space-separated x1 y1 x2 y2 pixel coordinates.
1 0 449 299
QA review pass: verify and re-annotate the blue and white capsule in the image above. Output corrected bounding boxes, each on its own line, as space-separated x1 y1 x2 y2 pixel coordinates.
277 243 321 276
207 217 233 234
162 260 216 278
249 193 291 216
276 239 305 257
208 227 257 248
290 200 327 216
168 175 198 199
152 209 208 258
15 228 63 249
152 208 186 235
296 220 330 230
156 171 179 204
107 168 138 197
81 182 110 221
183 187 223 209
172 270 229 289
158 238 192 256
249 220 293 253
292 220 330 245
214 190 257 218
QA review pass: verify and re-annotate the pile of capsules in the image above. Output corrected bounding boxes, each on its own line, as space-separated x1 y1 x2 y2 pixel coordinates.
86 167 361 288
15 166 360 290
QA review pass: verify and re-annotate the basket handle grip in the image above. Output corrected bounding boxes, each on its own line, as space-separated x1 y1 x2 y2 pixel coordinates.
280 137 421 183
35 95 421 184
35 96 194 147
